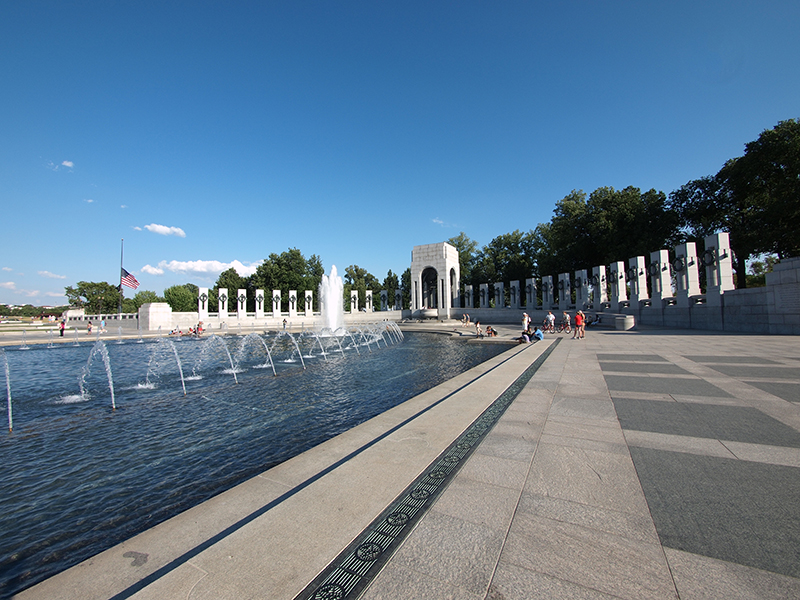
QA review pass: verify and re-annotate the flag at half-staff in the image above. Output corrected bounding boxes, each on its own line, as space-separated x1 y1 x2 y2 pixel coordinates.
121 268 140 290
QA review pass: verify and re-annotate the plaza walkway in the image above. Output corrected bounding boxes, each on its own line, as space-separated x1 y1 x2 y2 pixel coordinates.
13 325 800 599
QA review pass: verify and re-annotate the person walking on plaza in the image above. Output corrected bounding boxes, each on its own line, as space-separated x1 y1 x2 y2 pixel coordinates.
59 319 65 337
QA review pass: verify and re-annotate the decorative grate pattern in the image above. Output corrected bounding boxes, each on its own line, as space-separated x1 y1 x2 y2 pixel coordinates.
296 339 560 600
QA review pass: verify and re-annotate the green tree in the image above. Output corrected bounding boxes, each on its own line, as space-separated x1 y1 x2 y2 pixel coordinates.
401 268 411 309
164 284 197 312
249 248 324 311
536 187 679 276
382 269 400 309
344 265 380 311
214 268 246 312
131 290 164 309
670 119 800 288
446 232 480 288
64 281 121 314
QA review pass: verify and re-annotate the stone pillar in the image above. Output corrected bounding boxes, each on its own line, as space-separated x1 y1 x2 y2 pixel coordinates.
304 291 313 317
272 290 281 318
493 282 504 309
525 278 537 309
236 289 247 319
218 288 229 315
380 290 388 311
464 285 473 310
394 290 402 310
288 291 298 318
254 290 265 319
479 284 489 309
557 273 571 311
649 250 672 303
541 276 555 308
366 290 373 312
608 261 627 312
627 256 648 306
703 232 735 306
574 270 589 309
351 290 359 313
592 266 608 311
509 281 520 309
198 287 209 321
673 242 701 308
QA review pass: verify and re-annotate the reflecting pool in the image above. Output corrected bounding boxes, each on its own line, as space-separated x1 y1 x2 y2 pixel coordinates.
0 331 507 597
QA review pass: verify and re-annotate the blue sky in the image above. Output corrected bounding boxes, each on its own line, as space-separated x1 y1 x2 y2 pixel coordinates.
1 1 798 306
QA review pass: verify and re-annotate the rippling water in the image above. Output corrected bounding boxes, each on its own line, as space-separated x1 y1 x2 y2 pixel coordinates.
0 331 506 597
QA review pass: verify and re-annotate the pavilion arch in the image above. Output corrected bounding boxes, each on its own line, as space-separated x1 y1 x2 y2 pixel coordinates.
410 242 460 318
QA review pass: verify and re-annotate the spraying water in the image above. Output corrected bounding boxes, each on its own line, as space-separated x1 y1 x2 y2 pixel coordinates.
319 265 345 331
78 340 116 410
2 349 11 432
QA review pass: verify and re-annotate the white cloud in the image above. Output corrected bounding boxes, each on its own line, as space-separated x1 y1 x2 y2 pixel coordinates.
132 226 142 231
38 270 66 279
1 267 12 272
84 198 94 203
432 217 458 228
1 282 16 290
141 259 261 278
141 264 164 275
144 223 186 238
45 291 68 299
62 160 74 168
121 205 127 209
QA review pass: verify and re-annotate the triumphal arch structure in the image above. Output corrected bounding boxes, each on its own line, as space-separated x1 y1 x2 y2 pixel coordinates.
410 242 460 319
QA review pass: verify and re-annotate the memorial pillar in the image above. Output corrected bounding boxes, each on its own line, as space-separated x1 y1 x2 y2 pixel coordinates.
557 273 571 311
272 290 281 318
674 242 701 308
218 288 229 316
288 290 298 318
627 256 648 306
305 291 313 317
236 289 247 319
525 278 537 309
591 266 608 311
541 276 555 308
703 232 735 306
649 250 672 304
608 261 627 312
574 270 588 309
198 287 209 321
493 282 504 309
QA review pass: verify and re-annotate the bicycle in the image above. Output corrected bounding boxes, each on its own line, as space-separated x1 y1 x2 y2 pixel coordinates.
542 319 556 334
556 319 572 334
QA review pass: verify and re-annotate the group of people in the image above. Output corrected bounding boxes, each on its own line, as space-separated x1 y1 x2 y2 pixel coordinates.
518 313 544 343
169 323 205 336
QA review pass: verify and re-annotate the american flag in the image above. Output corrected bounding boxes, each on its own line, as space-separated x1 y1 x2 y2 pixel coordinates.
121 268 140 290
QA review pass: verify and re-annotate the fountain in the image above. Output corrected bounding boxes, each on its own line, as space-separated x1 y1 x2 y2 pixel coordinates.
319 265 345 331
2 349 11 432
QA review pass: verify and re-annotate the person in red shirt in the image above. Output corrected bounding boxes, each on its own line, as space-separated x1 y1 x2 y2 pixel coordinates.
574 310 585 339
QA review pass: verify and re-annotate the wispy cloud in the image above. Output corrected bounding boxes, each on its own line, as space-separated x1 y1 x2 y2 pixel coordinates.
120 205 127 209
0 281 16 290
141 259 261 278
84 199 94 204
47 160 74 171
144 223 186 238
1 267 12 272
38 270 66 279
432 217 458 228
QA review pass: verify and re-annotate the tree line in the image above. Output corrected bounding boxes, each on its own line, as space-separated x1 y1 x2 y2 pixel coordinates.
64 119 798 314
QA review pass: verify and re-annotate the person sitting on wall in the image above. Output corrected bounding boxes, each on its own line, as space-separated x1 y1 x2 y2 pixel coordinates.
486 326 497 337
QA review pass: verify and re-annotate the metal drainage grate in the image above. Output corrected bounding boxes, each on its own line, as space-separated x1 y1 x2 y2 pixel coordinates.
295 339 561 600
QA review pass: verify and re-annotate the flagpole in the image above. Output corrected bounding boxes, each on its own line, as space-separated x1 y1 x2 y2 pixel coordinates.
119 238 124 314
